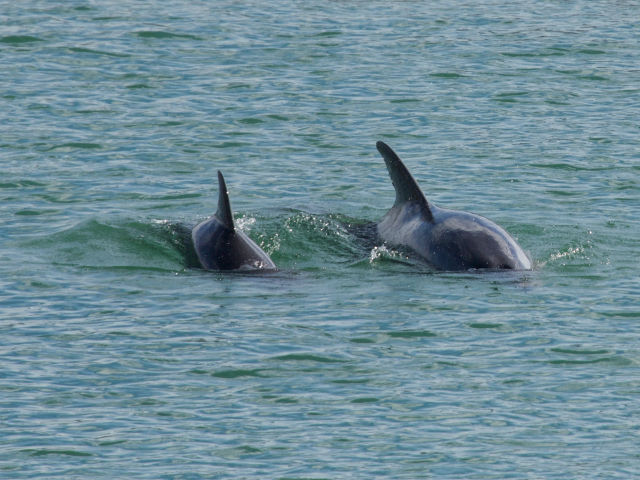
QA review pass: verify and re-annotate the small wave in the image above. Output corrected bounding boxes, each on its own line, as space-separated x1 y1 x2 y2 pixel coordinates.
15 212 539 276
23 218 197 272
369 245 402 263
268 211 361 269
541 231 600 270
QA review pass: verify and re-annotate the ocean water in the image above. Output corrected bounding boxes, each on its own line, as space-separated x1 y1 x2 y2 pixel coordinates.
1 1 639 478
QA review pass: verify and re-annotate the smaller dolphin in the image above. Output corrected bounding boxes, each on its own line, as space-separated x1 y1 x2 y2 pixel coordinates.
376 141 531 271
192 171 276 272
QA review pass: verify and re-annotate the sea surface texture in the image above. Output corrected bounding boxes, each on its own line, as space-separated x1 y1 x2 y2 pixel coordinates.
2 1 639 478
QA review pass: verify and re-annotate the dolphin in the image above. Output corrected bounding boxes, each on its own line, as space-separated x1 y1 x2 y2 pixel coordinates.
375 141 531 271
192 171 276 271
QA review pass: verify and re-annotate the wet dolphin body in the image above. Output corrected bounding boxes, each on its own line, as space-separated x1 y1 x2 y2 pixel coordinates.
192 171 276 271
376 141 531 271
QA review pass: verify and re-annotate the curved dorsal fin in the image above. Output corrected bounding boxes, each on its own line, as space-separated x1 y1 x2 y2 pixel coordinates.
376 141 433 222
216 170 235 231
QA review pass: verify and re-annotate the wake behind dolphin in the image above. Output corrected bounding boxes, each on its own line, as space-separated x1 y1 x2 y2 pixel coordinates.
192 171 276 272
375 141 531 271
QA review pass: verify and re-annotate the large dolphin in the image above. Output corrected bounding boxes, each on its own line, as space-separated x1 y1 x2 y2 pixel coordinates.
375 141 531 271
192 171 276 271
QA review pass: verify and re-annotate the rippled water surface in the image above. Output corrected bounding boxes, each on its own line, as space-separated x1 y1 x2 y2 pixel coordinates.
2 1 639 478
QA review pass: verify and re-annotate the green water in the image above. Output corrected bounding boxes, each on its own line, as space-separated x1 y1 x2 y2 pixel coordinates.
1 1 639 478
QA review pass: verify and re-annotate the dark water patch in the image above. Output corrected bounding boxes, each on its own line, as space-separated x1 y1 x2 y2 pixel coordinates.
75 108 116 114
350 337 376 344
588 137 612 144
554 69 609 81
237 445 262 454
275 397 298 404
430 72 465 78
278 478 332 480
548 357 631 366
127 83 152 89
1 179 46 189
98 439 127 447
530 162 613 172
189 368 208 375
503 379 526 385
351 397 379 403
47 142 102 151
68 47 130 58
224 82 252 90
238 117 265 125
315 41 340 48
332 378 370 384
493 97 516 103
496 91 529 98
108 330 133 336
555 69 580 75
501 49 566 58
267 114 290 121
544 99 570 106
599 310 640 319
389 98 422 104
551 348 609 355
531 162 581 172
129 192 202 202
493 91 529 103
216 445 264 460
545 189 582 197
135 30 202 40
579 74 609 81
15 208 60 216
313 30 342 37
211 369 264 379
1 35 43 44
577 48 607 55
156 410 191 418
271 353 345 363
26 280 57 289
22 449 91 457
388 330 436 339
213 141 252 148
469 323 503 329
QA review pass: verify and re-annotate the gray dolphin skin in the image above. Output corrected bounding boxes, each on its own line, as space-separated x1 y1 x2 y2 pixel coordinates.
192 171 276 272
376 141 532 271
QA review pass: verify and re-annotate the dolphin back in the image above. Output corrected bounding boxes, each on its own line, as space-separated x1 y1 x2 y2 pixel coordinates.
191 171 277 272
375 141 531 271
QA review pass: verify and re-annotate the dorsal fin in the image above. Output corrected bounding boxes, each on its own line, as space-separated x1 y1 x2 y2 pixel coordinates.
376 141 433 222
216 170 235 231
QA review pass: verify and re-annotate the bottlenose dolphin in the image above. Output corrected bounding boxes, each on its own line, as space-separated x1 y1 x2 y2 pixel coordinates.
376 141 531 271
192 171 276 271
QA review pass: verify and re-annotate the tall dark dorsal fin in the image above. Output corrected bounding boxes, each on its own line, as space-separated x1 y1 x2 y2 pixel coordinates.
216 170 235 231
376 141 433 222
